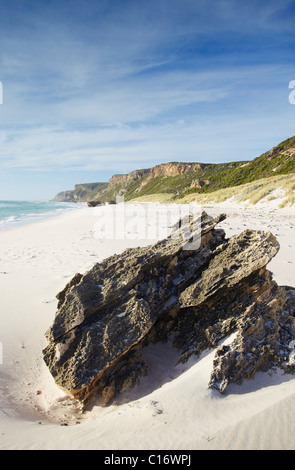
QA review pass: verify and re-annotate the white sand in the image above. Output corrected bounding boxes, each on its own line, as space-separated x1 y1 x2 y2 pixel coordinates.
0 201 295 450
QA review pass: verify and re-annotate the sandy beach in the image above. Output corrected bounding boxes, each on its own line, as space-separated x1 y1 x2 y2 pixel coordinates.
1 201 295 450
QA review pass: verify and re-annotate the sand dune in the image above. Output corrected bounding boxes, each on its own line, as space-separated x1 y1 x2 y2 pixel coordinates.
0 202 295 450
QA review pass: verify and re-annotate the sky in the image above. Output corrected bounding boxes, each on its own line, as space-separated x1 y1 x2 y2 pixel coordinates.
0 0 295 200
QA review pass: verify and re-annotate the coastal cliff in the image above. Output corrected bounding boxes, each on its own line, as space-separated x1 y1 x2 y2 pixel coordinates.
54 182 108 202
53 135 295 204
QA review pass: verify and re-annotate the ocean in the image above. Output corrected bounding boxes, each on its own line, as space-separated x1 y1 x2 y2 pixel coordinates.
0 200 82 231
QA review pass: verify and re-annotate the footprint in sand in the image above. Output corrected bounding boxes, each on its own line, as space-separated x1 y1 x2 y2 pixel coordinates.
150 400 164 416
44 395 84 426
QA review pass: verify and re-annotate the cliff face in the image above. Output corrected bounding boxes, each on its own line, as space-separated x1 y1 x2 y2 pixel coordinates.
108 169 150 188
54 190 77 202
54 162 207 203
135 163 206 193
108 164 203 188
54 182 108 202
53 135 295 203
153 162 203 177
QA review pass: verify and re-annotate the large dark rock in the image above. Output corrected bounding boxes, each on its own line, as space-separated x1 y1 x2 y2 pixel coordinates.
87 201 105 207
43 211 295 406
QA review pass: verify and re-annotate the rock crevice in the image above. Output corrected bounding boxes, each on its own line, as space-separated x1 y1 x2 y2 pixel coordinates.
43 212 295 406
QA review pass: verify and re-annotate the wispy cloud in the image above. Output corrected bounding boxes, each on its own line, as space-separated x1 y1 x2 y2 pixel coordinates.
0 0 295 198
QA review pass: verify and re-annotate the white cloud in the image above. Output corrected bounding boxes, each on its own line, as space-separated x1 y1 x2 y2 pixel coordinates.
0 0 295 199
1 96 294 177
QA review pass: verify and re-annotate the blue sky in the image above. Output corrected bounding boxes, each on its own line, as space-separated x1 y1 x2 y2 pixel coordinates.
0 0 295 200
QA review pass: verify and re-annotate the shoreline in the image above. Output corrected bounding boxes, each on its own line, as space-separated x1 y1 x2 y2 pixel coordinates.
0 201 295 449
0 201 86 233
0 195 292 234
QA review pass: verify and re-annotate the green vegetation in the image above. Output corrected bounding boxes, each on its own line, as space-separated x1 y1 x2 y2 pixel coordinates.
126 136 295 201
54 135 295 206
181 174 295 207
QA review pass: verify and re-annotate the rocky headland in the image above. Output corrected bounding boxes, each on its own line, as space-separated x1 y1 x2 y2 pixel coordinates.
43 212 295 407
53 135 295 206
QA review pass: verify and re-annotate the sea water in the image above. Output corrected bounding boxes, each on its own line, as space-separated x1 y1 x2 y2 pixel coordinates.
0 200 83 231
